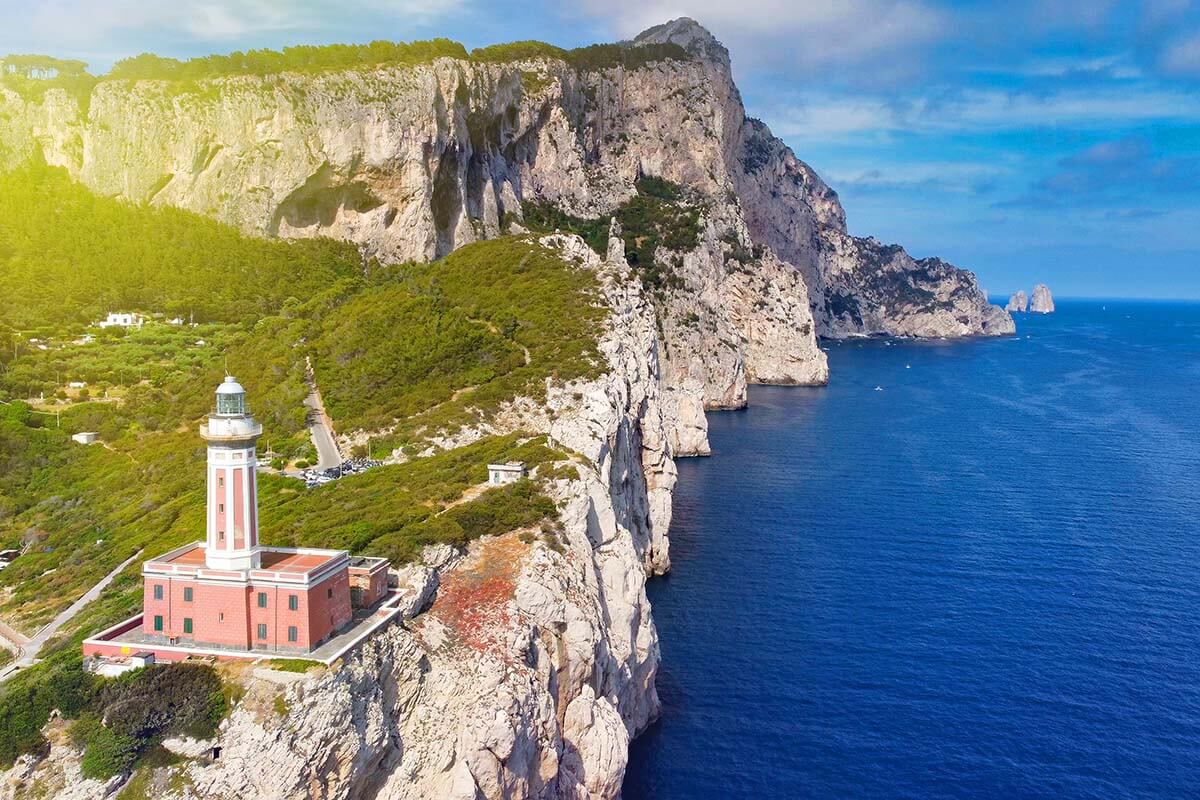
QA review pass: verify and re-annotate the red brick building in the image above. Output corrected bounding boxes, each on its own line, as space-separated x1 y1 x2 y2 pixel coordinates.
83 376 388 660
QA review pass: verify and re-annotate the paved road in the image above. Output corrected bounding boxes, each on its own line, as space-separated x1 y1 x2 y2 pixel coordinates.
304 387 342 470
0 550 142 682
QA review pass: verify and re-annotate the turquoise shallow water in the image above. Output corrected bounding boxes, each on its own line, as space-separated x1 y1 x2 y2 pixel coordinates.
624 301 1200 799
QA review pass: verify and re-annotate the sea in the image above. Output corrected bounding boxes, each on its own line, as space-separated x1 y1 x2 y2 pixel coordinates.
623 300 1200 799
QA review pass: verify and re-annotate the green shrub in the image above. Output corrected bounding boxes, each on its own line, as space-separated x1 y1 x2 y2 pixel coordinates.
471 41 567 63
96 663 224 742
522 176 701 294
79 721 138 779
0 650 93 766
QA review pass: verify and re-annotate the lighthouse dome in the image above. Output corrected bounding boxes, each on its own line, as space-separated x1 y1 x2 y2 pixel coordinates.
214 376 246 416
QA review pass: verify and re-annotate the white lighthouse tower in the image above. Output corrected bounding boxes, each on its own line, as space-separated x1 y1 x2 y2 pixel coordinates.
200 376 263 571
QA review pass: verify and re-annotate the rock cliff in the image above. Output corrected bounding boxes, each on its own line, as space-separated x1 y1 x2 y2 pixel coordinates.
0 17 1009 455
1006 291 1028 312
1030 284 1055 313
1 236 676 800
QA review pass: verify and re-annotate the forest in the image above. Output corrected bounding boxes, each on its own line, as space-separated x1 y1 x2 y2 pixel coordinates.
0 160 364 333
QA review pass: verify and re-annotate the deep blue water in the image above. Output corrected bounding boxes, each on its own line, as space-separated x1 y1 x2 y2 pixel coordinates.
624 301 1200 799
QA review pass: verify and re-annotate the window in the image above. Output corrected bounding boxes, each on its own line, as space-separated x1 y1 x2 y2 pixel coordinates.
327 588 333 599
257 592 267 608
288 595 298 611
183 618 193 634
218 530 225 542
153 585 163 600
218 476 224 487
219 612 224 622
183 587 193 602
153 615 163 632
287 626 298 643
218 503 224 513
257 623 267 640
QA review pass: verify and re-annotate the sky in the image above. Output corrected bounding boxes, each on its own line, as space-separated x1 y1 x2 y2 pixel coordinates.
3 0 1200 298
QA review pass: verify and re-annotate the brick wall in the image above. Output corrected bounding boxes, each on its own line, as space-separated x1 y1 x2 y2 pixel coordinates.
141 567 354 653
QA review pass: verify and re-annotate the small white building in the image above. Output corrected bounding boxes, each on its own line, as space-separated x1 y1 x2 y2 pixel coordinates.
487 462 527 486
130 651 156 668
71 431 99 445
68 381 87 389
96 312 144 329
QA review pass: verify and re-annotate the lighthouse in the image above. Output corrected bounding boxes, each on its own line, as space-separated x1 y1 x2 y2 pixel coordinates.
80 374 392 662
199 376 263 571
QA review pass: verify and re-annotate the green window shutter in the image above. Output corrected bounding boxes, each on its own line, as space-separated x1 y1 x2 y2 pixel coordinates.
153 615 163 632
288 595 298 611
257 623 267 640
183 618 193 634
184 587 193 602
258 592 267 608
153 585 163 600
288 626 297 643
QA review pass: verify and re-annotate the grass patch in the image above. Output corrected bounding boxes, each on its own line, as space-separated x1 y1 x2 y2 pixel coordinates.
264 658 322 674
258 433 563 564
115 745 184 800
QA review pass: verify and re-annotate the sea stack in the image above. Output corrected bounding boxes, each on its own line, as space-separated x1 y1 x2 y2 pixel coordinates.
1006 291 1028 312
1030 284 1055 313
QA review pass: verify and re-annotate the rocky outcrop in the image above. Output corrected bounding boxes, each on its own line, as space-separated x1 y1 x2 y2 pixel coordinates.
0 17 1008 455
1006 291 1028 313
1030 284 1055 313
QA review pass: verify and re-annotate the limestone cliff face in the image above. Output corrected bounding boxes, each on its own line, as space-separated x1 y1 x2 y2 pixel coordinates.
1006 291 1028 313
0 17 1011 455
1030 284 1055 314
0 236 675 800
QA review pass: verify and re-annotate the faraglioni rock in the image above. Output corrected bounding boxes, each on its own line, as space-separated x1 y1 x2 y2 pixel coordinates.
1030 284 1055 313
1006 291 1028 312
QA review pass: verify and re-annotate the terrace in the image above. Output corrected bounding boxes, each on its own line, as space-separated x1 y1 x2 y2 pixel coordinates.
82 588 405 666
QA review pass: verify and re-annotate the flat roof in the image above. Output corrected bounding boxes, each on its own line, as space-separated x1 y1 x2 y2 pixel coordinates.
149 543 343 576
259 550 340 574
160 545 206 566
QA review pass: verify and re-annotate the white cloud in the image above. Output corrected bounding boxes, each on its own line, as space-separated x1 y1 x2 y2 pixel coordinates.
762 84 1200 141
824 161 1008 195
1008 53 1142 79
1159 30 1200 76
